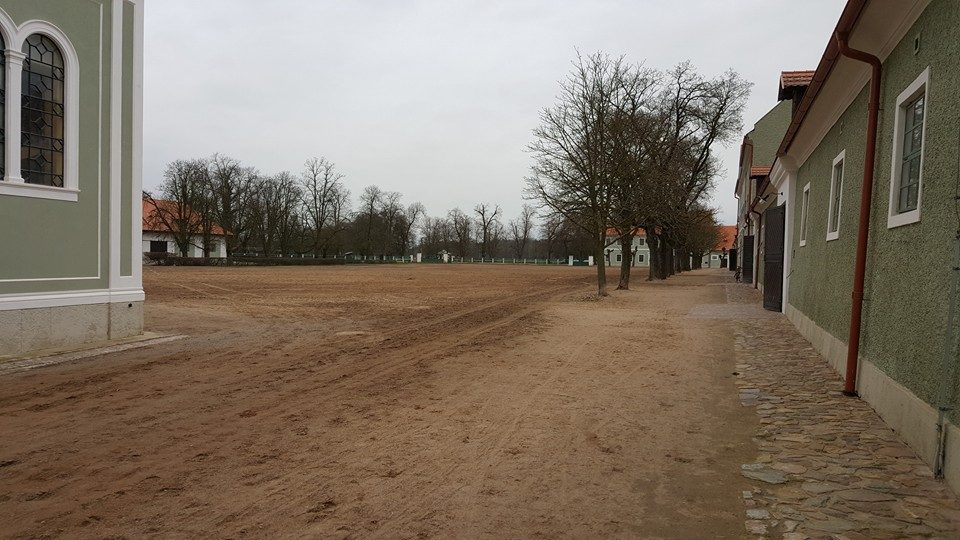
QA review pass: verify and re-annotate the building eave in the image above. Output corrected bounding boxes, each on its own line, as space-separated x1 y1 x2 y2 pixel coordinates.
777 0 931 164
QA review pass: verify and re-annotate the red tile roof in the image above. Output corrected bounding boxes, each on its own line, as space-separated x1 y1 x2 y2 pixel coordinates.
605 227 646 238
778 0 870 157
715 225 737 251
143 199 227 236
750 166 772 177
780 70 816 88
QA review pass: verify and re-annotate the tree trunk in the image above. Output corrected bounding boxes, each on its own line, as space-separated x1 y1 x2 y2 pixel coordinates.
661 241 673 279
617 234 632 290
594 236 608 297
647 231 660 281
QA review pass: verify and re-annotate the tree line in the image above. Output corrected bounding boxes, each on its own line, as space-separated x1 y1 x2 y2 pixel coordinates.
526 52 748 295
144 155 594 260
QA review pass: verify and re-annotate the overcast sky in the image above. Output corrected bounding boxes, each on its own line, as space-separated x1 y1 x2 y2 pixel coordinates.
143 0 845 226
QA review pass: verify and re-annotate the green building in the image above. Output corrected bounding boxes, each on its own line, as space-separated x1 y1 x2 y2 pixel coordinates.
742 0 960 491
734 74 807 289
0 0 144 356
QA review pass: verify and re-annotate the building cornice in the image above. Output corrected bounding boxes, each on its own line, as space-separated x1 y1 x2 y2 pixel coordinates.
779 0 931 166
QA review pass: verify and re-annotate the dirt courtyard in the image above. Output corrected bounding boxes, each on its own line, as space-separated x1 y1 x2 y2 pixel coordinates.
0 264 755 538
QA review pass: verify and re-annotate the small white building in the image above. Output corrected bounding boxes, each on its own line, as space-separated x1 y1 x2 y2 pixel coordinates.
700 225 737 269
604 229 650 267
142 199 228 258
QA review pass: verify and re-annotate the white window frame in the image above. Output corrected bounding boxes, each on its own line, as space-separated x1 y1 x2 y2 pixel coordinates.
615 253 622 263
799 182 810 247
826 150 844 242
0 19 81 202
887 67 929 229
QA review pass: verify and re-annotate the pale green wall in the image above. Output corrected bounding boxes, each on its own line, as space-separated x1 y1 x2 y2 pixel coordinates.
750 99 793 168
748 99 792 289
789 0 960 412
0 0 135 294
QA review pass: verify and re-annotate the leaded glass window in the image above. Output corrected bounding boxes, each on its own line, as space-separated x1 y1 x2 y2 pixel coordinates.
897 94 924 214
21 34 65 187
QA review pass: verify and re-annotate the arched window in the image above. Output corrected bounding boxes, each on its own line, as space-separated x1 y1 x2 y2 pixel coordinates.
21 33 64 187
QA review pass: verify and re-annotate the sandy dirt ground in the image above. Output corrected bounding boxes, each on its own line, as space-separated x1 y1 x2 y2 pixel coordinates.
0 265 755 538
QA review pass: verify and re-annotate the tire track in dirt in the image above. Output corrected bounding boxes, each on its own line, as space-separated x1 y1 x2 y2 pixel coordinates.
216 286 576 525
364 322 595 538
0 284 566 413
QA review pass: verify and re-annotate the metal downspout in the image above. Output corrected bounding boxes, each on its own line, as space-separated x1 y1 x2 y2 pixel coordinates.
835 30 882 397
935 236 960 478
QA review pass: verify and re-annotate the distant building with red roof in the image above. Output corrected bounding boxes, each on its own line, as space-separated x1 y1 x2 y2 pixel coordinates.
142 198 229 258
700 224 737 269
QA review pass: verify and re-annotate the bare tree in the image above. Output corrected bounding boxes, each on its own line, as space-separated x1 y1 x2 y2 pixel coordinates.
395 202 425 255
526 52 640 296
539 214 564 261
250 172 302 257
379 191 404 256
448 208 473 258
358 185 383 256
473 203 502 258
208 154 257 256
300 157 345 257
419 215 454 256
643 63 750 280
145 159 209 257
677 205 723 269
607 71 660 289
508 204 537 259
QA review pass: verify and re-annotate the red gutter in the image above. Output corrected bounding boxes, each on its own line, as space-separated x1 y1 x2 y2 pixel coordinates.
835 30 881 397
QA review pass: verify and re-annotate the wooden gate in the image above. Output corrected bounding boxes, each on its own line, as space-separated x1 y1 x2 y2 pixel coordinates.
763 204 786 312
742 236 754 284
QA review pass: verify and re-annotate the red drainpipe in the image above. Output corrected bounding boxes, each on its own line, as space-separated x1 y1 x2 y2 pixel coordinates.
835 30 881 396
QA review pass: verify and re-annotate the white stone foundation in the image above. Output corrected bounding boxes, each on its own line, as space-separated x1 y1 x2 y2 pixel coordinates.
0 301 143 358
785 303 960 495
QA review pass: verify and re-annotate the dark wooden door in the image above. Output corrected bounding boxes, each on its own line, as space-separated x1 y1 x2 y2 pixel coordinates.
763 204 786 311
742 236 754 284
728 248 737 271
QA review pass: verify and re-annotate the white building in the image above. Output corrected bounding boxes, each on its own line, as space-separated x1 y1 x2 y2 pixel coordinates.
604 229 650 267
142 199 228 258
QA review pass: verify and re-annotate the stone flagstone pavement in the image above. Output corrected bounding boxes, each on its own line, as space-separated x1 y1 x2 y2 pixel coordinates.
721 282 960 538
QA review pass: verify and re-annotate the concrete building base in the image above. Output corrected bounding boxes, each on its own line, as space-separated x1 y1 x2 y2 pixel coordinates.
0 301 143 358
785 303 960 495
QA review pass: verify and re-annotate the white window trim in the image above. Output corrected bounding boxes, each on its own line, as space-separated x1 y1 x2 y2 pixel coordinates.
887 67 929 229
0 19 81 202
826 150 844 242
800 182 810 247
